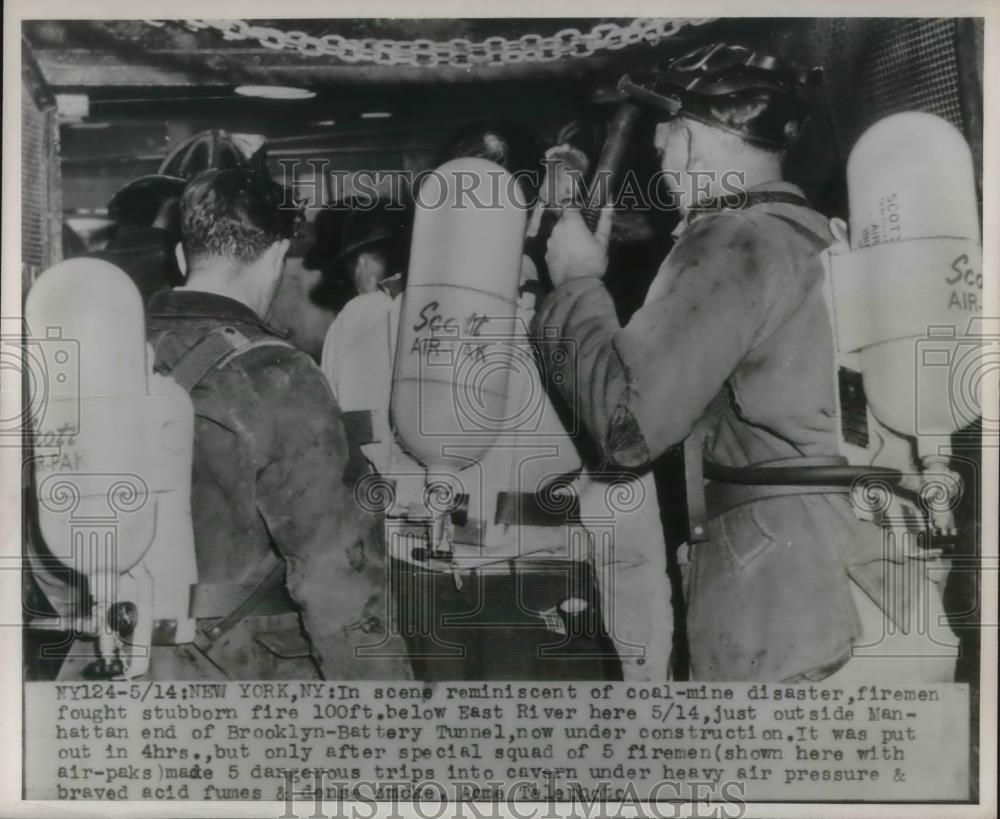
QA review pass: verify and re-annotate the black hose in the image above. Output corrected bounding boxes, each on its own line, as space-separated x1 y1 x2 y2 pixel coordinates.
582 101 642 231
527 100 644 287
704 462 904 486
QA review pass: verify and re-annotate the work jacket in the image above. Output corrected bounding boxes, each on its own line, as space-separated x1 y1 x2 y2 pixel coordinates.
147 289 411 680
533 181 909 681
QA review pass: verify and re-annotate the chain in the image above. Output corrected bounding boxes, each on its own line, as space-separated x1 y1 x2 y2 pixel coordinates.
144 18 715 67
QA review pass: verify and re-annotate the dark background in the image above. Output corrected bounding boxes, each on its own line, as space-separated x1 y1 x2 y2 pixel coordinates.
22 18 984 317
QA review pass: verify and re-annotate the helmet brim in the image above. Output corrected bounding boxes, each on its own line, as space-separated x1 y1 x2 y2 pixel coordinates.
618 73 803 150
107 175 187 223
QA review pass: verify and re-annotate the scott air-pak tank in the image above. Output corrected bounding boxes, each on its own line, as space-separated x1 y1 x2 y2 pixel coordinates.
825 111 983 532
25 258 198 678
392 158 528 475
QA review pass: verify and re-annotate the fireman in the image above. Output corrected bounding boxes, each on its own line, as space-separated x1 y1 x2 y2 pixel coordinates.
535 43 956 682
146 168 411 679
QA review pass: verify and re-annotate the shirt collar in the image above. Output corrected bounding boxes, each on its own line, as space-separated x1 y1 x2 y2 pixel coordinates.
147 288 289 338
671 180 807 239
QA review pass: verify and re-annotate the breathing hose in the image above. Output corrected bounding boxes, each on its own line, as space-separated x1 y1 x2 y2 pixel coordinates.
526 99 643 285
703 462 905 486
581 100 643 230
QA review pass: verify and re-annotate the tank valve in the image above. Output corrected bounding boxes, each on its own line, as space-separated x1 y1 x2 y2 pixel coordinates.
918 454 962 538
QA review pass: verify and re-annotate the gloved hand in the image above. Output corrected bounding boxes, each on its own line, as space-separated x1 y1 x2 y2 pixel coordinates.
545 205 613 288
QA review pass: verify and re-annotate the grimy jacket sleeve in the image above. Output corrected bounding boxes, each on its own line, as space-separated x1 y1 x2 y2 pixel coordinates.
533 211 782 468
249 346 410 679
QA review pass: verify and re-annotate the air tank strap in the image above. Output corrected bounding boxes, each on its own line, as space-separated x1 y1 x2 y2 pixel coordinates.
191 553 286 647
342 410 377 446
692 191 833 250
165 325 251 391
188 557 288 625
163 326 296 642
763 212 831 249
494 490 582 527
696 190 809 213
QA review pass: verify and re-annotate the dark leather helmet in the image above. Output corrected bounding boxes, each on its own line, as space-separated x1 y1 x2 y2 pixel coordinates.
304 200 410 274
331 201 410 267
107 130 267 224
159 129 267 178
619 42 823 149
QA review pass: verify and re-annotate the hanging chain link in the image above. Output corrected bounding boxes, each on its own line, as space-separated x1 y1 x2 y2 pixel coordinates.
144 18 715 67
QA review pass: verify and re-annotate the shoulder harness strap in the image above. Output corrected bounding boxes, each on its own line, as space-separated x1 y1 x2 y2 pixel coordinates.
165 325 294 643
167 326 252 392
694 191 831 250
165 325 299 393
762 211 831 251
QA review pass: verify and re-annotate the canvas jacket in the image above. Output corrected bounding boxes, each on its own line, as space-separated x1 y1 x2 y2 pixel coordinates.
533 181 906 681
147 288 411 680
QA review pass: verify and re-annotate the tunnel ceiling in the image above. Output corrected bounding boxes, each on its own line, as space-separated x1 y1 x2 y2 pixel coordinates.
23 19 819 96
26 18 819 209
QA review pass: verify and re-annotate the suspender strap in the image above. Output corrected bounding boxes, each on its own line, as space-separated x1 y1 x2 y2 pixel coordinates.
166 326 251 391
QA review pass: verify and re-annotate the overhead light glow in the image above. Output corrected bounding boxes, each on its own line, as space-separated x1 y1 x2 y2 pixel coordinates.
56 93 90 119
235 85 316 100
315 119 337 126
361 111 392 119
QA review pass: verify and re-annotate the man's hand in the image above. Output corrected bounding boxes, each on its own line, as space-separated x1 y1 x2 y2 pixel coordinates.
545 206 613 288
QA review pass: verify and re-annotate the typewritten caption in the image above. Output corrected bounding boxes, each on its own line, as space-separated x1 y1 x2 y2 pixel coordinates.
25 682 969 802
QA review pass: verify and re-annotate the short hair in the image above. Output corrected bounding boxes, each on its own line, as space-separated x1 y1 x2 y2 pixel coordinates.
439 121 542 200
181 169 302 265
440 121 540 174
